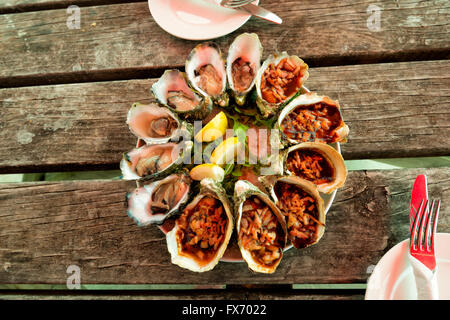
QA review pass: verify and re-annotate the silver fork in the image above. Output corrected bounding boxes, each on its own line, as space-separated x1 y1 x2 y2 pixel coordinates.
220 0 253 8
409 198 441 299
219 0 282 24
410 198 441 271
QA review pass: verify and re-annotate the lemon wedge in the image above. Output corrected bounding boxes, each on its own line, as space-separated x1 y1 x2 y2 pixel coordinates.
194 111 228 143
210 136 242 165
189 164 225 182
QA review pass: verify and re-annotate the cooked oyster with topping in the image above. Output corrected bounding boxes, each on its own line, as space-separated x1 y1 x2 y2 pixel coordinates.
255 52 309 117
120 141 193 181
126 173 192 226
234 180 287 274
282 142 347 194
278 92 349 145
226 33 262 105
151 69 212 119
166 178 234 272
262 176 325 249
185 42 229 107
126 102 193 144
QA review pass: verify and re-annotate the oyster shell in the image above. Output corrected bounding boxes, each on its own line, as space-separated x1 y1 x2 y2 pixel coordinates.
126 173 192 226
234 180 287 274
255 52 309 117
120 141 193 181
151 69 212 119
185 42 229 107
127 102 193 144
261 175 325 249
166 178 234 272
277 92 349 145
282 142 347 194
226 33 262 106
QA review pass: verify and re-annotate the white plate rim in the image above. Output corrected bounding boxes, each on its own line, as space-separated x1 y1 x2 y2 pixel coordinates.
365 233 450 300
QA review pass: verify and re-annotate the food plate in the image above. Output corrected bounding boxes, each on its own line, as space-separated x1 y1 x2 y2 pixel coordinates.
148 0 259 40
122 33 350 273
365 233 450 300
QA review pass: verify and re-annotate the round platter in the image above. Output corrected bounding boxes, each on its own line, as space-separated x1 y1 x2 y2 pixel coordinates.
123 34 349 272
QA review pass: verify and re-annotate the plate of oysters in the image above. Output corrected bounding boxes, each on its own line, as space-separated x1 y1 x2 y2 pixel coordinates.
121 33 349 274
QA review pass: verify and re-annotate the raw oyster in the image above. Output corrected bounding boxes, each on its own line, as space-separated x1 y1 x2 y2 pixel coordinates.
226 33 262 106
234 180 287 274
120 141 193 181
151 69 212 119
126 173 192 226
126 102 193 144
261 176 325 249
277 92 349 145
255 52 309 117
185 42 229 107
166 178 234 272
282 142 347 194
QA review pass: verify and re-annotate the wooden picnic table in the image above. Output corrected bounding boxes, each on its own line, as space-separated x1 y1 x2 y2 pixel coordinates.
0 0 449 300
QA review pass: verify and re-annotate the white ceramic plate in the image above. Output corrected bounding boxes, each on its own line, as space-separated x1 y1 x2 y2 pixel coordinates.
365 233 450 300
148 0 259 40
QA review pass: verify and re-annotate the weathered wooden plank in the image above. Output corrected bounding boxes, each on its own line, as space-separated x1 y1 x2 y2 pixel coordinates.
0 79 150 173
0 168 448 285
1 1 449 86
0 289 364 300
1 60 449 173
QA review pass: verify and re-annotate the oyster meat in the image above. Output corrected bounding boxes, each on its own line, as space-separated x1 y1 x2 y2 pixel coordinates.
152 69 212 119
126 173 192 226
283 142 347 194
262 176 325 249
127 102 193 144
226 33 262 105
255 52 309 117
234 180 287 274
278 92 349 145
120 141 193 181
185 42 229 107
166 178 234 272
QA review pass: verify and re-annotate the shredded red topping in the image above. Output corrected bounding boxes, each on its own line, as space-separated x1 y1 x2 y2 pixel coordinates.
280 102 342 143
274 182 323 248
177 196 227 265
286 149 335 185
238 196 284 267
260 57 305 104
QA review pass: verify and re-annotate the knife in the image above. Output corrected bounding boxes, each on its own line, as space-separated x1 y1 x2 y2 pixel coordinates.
410 174 428 230
239 3 282 25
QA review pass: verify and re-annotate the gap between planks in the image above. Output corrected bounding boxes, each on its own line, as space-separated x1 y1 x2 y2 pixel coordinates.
0 288 365 300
